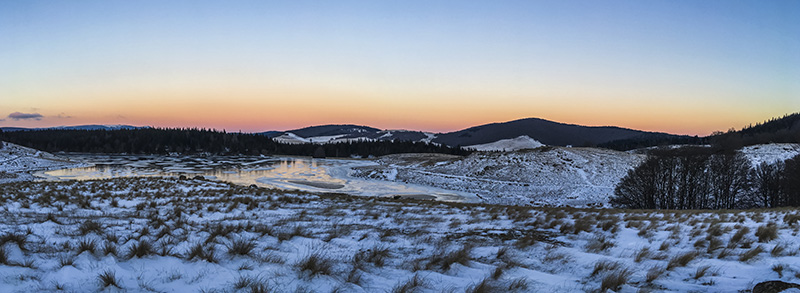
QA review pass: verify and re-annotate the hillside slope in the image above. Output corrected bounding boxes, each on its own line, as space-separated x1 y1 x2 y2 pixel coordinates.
352 147 646 207
0 141 84 182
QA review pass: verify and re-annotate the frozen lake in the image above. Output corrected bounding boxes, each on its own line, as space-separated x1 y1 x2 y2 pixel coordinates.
35 154 479 203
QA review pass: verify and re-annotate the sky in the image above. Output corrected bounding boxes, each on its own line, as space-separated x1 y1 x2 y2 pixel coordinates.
1 0 798 135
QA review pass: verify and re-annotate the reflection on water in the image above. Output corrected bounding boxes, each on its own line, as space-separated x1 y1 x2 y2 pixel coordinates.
38 155 345 190
36 154 478 203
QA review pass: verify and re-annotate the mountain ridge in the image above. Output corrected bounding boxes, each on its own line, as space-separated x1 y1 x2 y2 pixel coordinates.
260 117 689 149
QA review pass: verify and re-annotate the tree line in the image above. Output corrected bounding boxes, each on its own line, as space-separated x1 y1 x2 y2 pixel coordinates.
612 147 800 209
0 128 471 157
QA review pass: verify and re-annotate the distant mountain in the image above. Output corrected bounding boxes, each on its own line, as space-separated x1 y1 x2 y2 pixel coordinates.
281 124 380 137
1 125 145 132
432 118 687 147
260 125 433 144
257 118 689 149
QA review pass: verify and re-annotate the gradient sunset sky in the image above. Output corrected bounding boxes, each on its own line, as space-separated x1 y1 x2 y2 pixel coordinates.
1 0 798 135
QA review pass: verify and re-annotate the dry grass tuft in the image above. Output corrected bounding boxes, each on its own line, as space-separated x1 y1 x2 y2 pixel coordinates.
755 223 778 243
667 251 698 270
739 246 764 262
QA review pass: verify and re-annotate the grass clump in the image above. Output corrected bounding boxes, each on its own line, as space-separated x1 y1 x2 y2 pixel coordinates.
78 219 103 235
599 268 633 292
126 241 153 259
633 247 652 262
97 270 121 289
585 235 615 253
755 224 778 243
76 238 97 255
186 242 218 263
0 232 28 251
101 241 118 257
226 238 257 257
465 277 498 293
590 260 620 277
730 226 750 246
646 266 665 283
391 273 426 293
693 265 712 279
739 246 764 262
667 251 698 270
425 245 472 272
296 252 335 278
353 245 391 268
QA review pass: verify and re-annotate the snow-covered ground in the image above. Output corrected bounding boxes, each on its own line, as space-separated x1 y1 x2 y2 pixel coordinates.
0 142 84 183
465 136 544 152
741 143 800 167
0 177 796 292
353 147 646 207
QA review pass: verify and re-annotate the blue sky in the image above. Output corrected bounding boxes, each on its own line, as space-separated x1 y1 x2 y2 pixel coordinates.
1 0 798 134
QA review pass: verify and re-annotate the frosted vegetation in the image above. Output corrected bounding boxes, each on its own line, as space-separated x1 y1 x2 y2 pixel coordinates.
0 177 799 292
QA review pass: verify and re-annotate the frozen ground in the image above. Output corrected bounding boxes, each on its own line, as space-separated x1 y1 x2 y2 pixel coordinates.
352 147 646 207
0 177 797 292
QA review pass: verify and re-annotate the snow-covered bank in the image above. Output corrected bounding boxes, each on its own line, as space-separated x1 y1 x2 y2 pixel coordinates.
0 177 796 292
0 142 84 183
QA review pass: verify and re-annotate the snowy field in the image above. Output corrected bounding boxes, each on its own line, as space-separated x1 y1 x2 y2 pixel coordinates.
0 177 797 292
352 147 645 207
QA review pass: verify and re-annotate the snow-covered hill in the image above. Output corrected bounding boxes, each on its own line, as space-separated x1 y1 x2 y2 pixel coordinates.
465 135 544 151
353 147 646 207
0 141 83 182
740 143 800 166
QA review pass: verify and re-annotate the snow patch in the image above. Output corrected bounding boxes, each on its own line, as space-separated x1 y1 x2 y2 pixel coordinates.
740 143 800 167
465 135 545 151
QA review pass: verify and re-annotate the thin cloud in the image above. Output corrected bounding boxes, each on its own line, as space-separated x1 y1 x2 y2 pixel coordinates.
8 112 43 121
56 113 73 119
